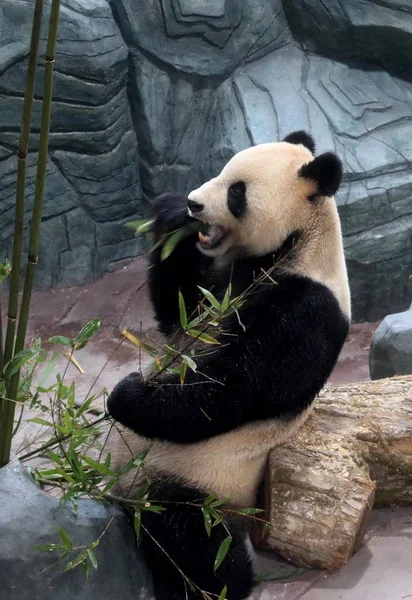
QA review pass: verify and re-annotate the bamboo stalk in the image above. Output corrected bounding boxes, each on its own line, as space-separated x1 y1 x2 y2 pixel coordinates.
0 0 61 467
0 0 44 460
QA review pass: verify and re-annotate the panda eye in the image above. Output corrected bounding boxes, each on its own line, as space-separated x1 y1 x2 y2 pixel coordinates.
229 182 246 197
228 181 247 219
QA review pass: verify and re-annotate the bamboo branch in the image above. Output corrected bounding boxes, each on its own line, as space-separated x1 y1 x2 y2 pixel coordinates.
0 0 61 467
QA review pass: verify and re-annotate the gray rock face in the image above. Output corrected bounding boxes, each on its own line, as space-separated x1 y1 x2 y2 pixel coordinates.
0 460 153 600
369 305 412 380
1 0 412 321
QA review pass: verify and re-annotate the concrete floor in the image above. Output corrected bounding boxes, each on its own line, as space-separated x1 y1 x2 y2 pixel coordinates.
5 258 412 599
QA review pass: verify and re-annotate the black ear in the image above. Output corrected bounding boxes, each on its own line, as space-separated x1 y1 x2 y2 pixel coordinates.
283 131 315 154
298 152 342 198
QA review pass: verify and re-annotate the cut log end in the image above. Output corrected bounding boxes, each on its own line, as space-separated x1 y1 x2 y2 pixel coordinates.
254 375 412 570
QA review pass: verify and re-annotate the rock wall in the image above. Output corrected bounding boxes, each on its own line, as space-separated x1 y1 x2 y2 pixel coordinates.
1 0 411 321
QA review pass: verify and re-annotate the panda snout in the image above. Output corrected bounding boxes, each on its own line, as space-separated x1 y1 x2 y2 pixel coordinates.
187 199 204 214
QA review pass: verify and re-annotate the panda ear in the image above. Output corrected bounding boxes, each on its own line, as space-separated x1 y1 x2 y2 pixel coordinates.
298 152 342 199
283 131 315 154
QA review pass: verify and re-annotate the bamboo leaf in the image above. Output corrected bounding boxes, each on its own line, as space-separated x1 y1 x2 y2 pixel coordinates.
214 536 232 572
181 355 197 372
221 283 232 312
125 219 155 234
202 506 212 537
28 417 54 427
58 527 72 551
218 585 228 600
186 330 220 345
81 455 116 477
236 508 264 515
87 548 98 569
198 286 221 310
74 319 101 350
35 544 65 553
178 291 188 330
82 560 90 581
3 347 40 381
122 329 158 357
160 228 185 261
61 549 88 572
48 336 73 347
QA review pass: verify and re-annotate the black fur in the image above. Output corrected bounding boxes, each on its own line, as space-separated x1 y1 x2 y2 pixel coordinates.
283 130 316 154
147 192 212 336
227 181 247 219
299 152 343 198
140 479 253 600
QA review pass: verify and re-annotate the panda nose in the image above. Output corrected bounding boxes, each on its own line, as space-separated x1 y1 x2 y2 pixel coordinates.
188 199 204 214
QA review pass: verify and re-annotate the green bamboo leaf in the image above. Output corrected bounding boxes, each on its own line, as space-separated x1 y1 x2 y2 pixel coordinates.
61 549 88 572
186 330 220 345
236 508 265 515
178 291 188 330
35 544 65 553
0 380 6 398
141 504 166 513
82 560 90 581
28 417 54 427
87 548 98 569
181 355 197 372
74 319 101 350
214 536 232 572
58 528 72 551
125 219 155 234
218 585 228 600
221 283 232 312
160 228 186 261
45 449 64 467
198 286 221 310
3 347 40 381
134 509 141 536
48 336 73 348
81 455 116 477
202 506 212 537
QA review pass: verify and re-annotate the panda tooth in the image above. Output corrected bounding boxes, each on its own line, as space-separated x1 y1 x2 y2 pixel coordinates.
199 231 208 244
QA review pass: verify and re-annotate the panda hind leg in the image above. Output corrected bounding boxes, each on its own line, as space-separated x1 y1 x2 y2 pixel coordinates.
140 479 254 600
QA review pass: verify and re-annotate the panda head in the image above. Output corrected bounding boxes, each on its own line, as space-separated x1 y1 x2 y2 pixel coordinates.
188 131 343 259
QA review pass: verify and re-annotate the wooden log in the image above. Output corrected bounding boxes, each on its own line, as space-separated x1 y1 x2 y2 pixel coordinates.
254 375 412 570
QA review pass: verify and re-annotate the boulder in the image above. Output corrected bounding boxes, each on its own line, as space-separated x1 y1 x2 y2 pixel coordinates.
0 460 153 600
369 304 412 380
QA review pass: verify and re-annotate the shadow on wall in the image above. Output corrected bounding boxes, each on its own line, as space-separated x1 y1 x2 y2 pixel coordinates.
0 0 411 321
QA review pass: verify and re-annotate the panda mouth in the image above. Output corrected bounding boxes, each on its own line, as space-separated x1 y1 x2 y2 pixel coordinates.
198 223 228 250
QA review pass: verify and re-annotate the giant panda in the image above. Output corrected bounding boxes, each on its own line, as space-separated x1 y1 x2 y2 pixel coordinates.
107 131 351 600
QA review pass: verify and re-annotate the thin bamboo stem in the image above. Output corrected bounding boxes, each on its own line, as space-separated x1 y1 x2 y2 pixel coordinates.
0 0 61 467
3 0 44 370
0 0 44 463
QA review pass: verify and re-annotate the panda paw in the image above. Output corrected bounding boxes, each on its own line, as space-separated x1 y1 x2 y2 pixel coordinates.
107 371 147 427
150 192 191 234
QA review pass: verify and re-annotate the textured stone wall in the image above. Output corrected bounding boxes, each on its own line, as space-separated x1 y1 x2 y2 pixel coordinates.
1 0 411 321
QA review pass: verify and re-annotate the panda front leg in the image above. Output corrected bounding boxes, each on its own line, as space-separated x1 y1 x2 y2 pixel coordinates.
147 192 211 336
141 479 254 600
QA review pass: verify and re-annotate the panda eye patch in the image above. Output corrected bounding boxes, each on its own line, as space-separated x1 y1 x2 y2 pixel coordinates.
228 181 247 219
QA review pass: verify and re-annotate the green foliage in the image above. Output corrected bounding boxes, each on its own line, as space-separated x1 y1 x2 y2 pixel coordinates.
0 260 11 284
126 218 202 262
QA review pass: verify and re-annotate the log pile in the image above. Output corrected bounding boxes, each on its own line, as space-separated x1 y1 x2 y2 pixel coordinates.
254 376 412 570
